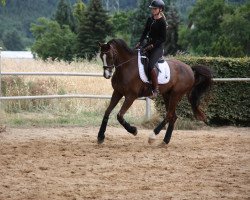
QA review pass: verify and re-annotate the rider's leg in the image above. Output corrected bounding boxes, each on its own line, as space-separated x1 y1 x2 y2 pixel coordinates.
148 45 164 97
150 68 159 97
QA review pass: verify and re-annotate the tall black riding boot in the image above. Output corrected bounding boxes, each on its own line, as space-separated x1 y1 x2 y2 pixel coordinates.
150 68 159 98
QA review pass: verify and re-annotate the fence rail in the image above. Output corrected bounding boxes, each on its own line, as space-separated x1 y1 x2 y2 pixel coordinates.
0 94 147 101
1 72 103 77
1 72 250 82
213 78 250 82
0 47 249 120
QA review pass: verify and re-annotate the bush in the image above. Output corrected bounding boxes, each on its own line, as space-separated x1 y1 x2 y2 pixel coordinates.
155 56 250 126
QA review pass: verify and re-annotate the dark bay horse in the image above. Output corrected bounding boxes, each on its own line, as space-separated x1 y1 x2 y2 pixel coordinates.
98 39 212 145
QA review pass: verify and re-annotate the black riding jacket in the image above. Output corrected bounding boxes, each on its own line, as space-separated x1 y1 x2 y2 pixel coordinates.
139 16 167 48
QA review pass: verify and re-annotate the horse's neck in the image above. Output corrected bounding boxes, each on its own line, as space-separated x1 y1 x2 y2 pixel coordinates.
115 49 137 69
113 50 138 84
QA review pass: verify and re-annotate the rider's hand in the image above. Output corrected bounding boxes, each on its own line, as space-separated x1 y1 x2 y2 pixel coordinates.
142 44 154 53
135 42 141 49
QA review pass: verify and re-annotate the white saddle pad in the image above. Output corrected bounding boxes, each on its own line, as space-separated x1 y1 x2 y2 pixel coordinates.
138 51 170 84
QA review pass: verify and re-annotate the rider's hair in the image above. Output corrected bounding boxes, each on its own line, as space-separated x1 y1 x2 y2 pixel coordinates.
160 12 166 21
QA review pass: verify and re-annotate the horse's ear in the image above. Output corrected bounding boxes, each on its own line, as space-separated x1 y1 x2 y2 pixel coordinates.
98 42 103 47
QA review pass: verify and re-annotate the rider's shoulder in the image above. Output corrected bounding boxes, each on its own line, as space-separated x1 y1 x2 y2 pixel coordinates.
159 17 167 25
147 16 154 21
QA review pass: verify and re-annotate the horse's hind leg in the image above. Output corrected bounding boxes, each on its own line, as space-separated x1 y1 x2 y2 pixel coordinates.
97 90 123 143
149 91 183 145
117 96 137 135
148 93 170 144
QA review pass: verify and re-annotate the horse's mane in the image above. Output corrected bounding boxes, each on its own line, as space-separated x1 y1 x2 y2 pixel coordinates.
108 39 136 56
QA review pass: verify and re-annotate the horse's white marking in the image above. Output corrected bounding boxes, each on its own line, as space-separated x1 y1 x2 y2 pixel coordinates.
104 69 110 78
102 54 107 66
148 132 156 144
102 53 112 78
149 132 156 140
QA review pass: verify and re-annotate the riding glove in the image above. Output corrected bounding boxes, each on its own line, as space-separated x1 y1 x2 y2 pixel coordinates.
135 42 141 49
142 44 154 53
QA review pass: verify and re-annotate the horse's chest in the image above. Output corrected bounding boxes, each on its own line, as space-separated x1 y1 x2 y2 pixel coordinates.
111 74 133 92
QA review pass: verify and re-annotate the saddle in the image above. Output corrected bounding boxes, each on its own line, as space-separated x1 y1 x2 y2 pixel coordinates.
138 51 171 85
141 55 164 81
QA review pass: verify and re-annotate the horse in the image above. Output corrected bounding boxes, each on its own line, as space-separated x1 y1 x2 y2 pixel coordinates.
97 39 212 145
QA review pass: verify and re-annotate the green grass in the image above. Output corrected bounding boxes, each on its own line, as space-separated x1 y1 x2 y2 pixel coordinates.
2 110 146 128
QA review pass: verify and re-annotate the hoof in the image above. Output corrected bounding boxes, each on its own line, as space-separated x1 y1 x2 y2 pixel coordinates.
97 137 105 144
148 132 156 144
129 126 137 136
158 141 168 148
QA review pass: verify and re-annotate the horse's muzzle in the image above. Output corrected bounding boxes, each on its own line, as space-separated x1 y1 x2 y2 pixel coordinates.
103 69 112 79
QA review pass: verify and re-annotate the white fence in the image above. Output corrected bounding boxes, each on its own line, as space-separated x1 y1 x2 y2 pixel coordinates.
0 49 250 120
0 50 152 119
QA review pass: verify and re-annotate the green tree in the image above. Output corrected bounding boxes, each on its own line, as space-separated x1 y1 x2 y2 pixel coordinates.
54 0 76 32
77 0 112 60
31 17 76 61
3 30 25 50
165 5 180 55
0 0 6 6
179 0 249 57
73 0 86 26
0 40 6 50
130 0 151 47
183 0 230 55
212 2 250 57
111 11 132 44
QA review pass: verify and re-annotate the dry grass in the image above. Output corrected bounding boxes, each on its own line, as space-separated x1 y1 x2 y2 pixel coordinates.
1 58 153 126
1 58 204 129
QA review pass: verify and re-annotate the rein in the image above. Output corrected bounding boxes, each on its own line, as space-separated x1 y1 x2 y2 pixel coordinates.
101 49 137 69
115 57 137 68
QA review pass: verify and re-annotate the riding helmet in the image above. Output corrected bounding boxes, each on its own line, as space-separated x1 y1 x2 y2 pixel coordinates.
149 0 165 11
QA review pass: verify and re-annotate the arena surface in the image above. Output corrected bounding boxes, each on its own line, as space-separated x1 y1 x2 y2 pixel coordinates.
0 127 249 200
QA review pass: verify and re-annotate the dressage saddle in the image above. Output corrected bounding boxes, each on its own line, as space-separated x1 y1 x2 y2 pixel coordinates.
141 55 164 81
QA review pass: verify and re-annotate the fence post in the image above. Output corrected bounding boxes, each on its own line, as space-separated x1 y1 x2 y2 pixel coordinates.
145 97 151 121
0 46 2 98
0 47 3 124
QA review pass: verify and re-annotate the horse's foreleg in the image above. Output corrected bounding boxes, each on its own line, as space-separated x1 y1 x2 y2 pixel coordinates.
163 112 177 144
97 91 123 143
162 93 183 145
117 96 137 135
155 92 170 135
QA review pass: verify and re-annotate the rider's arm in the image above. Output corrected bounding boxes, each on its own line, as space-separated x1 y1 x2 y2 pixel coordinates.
139 17 151 44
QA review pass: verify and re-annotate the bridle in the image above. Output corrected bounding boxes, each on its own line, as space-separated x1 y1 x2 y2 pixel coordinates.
101 49 137 71
101 49 116 70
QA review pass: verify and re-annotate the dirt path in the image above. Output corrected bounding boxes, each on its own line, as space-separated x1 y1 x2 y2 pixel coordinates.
0 127 249 200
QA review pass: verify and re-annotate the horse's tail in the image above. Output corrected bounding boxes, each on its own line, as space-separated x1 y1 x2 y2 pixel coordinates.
188 65 212 122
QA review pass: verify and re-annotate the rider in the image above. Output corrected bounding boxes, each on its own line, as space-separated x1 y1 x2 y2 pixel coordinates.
135 0 167 98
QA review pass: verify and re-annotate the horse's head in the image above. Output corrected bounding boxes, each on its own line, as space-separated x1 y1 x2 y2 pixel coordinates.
99 42 116 79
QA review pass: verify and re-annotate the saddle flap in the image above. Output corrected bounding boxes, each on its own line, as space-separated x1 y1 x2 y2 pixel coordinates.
138 51 170 84
140 56 149 79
